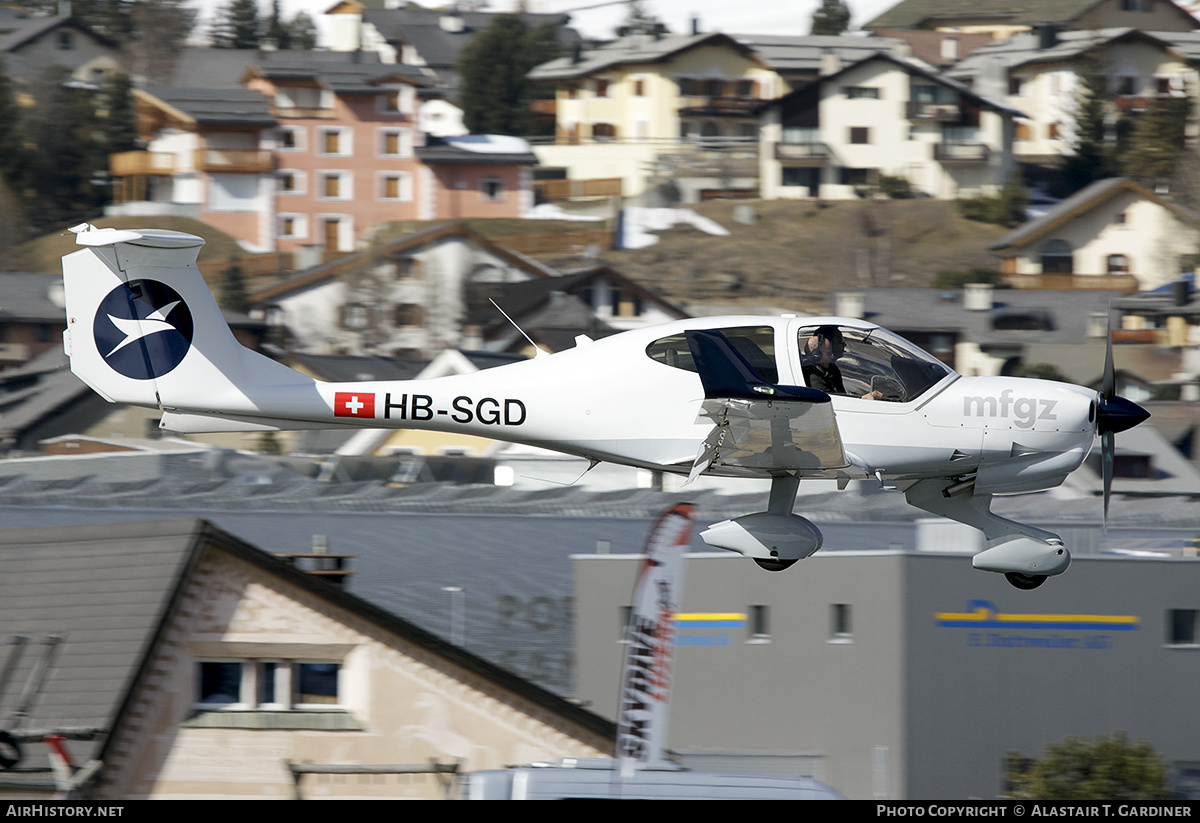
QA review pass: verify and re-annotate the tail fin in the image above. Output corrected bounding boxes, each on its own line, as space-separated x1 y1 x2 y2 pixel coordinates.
62 225 314 423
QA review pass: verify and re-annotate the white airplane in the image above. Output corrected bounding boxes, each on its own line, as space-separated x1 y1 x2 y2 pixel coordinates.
61 226 1149 590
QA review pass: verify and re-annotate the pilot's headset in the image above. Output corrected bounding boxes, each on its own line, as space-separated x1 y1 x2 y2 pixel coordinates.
806 326 846 360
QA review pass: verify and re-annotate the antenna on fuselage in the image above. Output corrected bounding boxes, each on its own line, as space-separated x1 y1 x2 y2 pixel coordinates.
490 299 548 358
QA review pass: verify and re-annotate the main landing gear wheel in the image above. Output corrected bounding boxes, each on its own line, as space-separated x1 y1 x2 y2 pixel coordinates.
1005 572 1047 590
754 558 798 572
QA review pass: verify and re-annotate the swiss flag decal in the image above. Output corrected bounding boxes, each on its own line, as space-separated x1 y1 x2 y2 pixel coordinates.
334 392 375 418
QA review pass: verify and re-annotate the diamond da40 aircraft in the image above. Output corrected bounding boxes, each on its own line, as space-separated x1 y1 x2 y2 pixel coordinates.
61 226 1149 590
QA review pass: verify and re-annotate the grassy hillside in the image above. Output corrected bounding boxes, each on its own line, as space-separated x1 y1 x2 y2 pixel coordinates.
588 199 1013 313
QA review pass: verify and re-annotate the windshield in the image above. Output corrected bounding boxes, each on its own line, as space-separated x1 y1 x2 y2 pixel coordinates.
798 325 953 402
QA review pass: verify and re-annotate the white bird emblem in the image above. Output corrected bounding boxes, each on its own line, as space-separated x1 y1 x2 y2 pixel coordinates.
105 300 182 357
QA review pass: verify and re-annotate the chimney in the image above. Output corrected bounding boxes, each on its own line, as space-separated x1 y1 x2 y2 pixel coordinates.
691 16 700 36
963 283 994 311
440 11 464 33
1035 23 1059 50
819 49 842 76
571 42 582 64
1173 278 1192 307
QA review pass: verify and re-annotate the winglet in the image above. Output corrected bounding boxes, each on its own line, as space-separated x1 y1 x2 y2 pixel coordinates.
684 329 828 403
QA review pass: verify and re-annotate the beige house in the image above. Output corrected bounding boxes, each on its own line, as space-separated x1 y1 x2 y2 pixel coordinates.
989 177 1198 290
0 519 612 799
947 28 1200 165
528 31 783 199
760 53 1021 200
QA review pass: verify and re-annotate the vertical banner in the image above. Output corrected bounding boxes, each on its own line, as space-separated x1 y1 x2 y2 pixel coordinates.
615 503 694 778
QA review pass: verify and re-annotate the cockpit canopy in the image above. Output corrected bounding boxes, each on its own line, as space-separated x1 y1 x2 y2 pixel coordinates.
645 322 953 403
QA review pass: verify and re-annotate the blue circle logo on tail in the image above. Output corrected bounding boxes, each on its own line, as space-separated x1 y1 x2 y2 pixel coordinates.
94 280 194 380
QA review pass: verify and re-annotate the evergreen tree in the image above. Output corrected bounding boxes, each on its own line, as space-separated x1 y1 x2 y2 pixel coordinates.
0 62 23 182
72 0 135 44
287 11 317 50
811 0 851 36
210 0 261 49
1060 55 1115 195
457 15 560 135
219 259 250 315
265 0 289 49
1007 733 1168 800
616 0 663 36
99 73 139 155
1121 97 1191 186
130 0 197 81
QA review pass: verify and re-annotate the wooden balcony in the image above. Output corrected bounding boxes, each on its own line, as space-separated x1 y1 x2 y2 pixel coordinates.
535 177 622 200
933 142 989 164
110 151 176 177
194 149 274 174
907 101 963 121
774 141 830 165
677 96 763 117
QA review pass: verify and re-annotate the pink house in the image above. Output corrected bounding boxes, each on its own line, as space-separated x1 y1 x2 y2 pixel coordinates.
109 51 537 254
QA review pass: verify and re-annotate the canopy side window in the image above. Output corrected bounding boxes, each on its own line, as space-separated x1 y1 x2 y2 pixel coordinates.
646 326 778 383
797 325 952 402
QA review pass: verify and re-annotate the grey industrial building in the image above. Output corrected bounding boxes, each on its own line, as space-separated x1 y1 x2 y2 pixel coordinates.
575 548 1200 800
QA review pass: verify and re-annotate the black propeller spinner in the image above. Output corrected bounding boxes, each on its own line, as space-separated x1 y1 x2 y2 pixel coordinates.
1096 323 1151 523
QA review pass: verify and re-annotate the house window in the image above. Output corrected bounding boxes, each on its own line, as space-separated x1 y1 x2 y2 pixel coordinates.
735 79 755 98
196 661 340 710
1008 77 1023 96
277 170 304 195
295 662 341 705
634 78 645 96
1107 254 1131 274
1015 122 1031 141
1114 212 1128 225
1118 76 1137 95
321 172 350 200
58 31 72 49
1041 239 1073 274
320 128 351 156
379 128 410 157
279 126 304 152
394 303 424 327
379 172 412 201
480 178 504 201
845 86 880 100
278 214 306 240
839 167 875 186
592 122 617 141
850 127 870 144
830 603 852 641
197 661 245 706
1167 609 1198 645
749 605 770 641
341 304 369 329
381 89 401 113
1047 122 1060 140
595 78 610 97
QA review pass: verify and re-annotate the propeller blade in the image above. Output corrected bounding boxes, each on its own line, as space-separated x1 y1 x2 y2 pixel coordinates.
1102 315 1115 400
1102 429 1114 529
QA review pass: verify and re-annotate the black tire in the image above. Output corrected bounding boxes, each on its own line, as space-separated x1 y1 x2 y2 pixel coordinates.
0 730 21 770
1005 572 1047 590
754 558 797 572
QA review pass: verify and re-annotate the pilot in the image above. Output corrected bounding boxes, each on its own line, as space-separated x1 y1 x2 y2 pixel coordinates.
801 326 883 400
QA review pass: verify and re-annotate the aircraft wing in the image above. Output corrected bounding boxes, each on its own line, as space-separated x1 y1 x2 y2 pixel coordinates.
684 330 848 481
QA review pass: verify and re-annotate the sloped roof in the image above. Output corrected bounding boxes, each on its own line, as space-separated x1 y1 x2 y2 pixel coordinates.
0 516 615 781
139 87 276 128
732 33 903 75
244 49 428 91
763 51 1024 117
0 13 115 54
362 8 577 72
989 178 1200 253
866 0 1198 31
529 31 764 82
947 27 1198 79
249 222 558 305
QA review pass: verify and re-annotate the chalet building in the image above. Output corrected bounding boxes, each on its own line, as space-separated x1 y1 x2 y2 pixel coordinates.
759 53 1021 200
